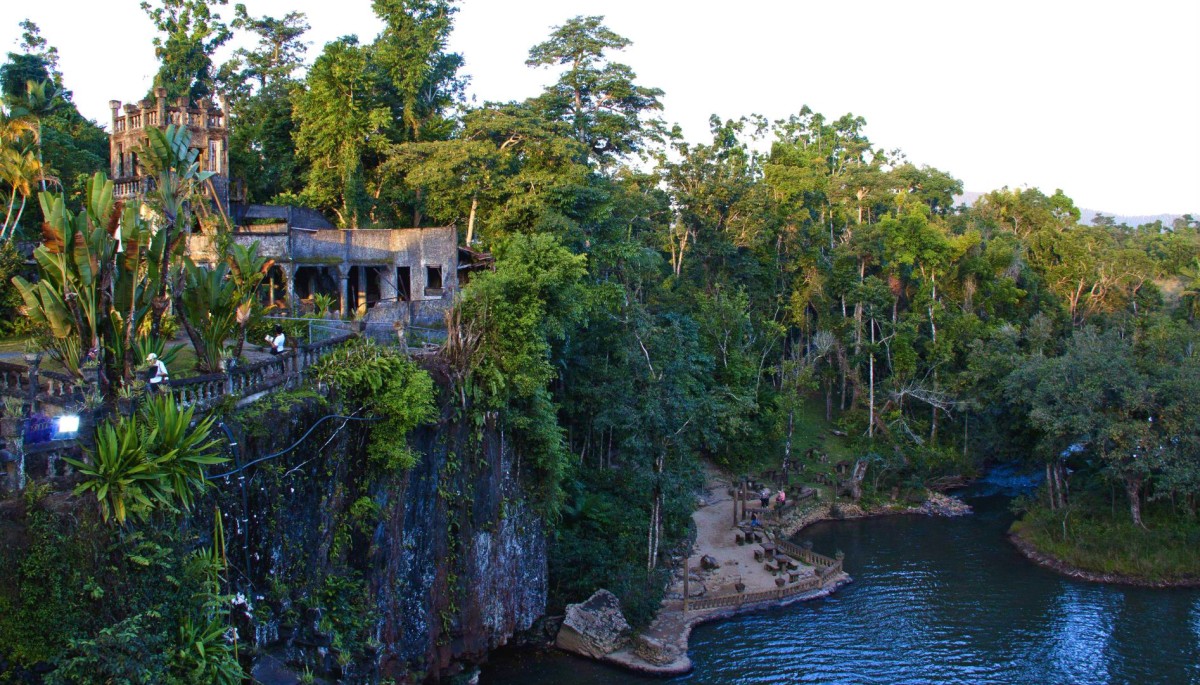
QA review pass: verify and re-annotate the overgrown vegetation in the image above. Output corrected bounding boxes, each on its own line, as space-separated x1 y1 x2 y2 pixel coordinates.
309 336 437 472
0 487 244 683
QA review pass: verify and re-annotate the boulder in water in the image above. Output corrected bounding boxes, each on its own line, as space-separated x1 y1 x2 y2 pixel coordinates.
555 589 632 659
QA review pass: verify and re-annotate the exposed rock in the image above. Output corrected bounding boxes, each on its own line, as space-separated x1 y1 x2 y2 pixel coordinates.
920 492 972 517
633 633 679 666
700 554 720 570
555 589 632 659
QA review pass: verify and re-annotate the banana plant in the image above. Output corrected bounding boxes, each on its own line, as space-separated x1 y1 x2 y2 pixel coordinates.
138 124 214 341
12 174 119 376
226 240 273 358
12 172 172 392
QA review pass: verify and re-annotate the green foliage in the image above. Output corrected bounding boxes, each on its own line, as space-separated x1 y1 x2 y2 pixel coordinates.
310 337 437 471
1013 500 1200 582
68 418 163 524
526 15 663 162
65 394 225 524
142 0 232 101
0 241 29 336
450 232 587 510
49 613 172 685
178 258 238 371
1010 324 1200 524
0 486 94 664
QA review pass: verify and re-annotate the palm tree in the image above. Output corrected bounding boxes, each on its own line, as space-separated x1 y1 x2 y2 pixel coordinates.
0 145 42 239
0 106 42 239
6 80 64 192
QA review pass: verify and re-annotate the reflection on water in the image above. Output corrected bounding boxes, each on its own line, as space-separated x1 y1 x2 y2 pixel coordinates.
483 494 1200 685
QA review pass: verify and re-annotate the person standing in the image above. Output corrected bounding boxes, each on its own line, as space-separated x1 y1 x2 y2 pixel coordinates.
265 325 286 355
759 487 771 509
147 352 169 391
776 489 787 509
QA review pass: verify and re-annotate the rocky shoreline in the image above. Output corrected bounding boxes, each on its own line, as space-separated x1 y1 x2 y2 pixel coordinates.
600 575 851 676
780 491 973 539
1008 531 1200 589
552 488 971 675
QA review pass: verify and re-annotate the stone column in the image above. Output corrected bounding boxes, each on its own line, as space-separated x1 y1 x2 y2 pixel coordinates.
379 265 398 304
283 263 297 315
338 264 350 319
154 87 167 125
356 265 367 313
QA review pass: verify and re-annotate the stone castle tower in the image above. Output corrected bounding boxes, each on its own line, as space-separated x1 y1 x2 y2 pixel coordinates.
107 87 233 209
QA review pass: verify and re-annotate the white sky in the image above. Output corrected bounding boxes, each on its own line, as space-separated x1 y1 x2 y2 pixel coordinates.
1 0 1197 216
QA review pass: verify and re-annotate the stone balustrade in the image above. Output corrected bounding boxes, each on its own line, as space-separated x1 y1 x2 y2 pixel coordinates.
0 332 359 415
686 574 824 612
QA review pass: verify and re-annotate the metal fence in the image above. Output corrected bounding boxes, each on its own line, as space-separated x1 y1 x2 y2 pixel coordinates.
262 316 448 350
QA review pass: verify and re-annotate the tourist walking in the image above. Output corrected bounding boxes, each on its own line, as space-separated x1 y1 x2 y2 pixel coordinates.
776 489 787 509
759 487 770 508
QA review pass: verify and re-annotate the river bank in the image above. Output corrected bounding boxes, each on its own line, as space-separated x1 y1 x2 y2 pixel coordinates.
1008 530 1200 589
779 491 972 540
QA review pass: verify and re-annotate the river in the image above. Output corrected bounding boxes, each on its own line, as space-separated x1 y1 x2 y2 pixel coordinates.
481 483 1200 685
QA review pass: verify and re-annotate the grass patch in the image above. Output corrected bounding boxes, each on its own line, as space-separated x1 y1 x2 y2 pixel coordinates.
1012 502 1200 583
0 335 33 354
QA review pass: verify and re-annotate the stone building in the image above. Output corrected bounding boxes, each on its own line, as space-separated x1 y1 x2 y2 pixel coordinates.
185 221 461 324
110 90 470 325
108 87 233 207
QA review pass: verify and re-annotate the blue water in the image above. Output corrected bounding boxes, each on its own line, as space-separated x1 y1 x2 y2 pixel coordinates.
482 490 1200 685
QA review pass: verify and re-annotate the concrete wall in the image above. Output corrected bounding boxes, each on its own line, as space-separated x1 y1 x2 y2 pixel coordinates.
185 226 459 318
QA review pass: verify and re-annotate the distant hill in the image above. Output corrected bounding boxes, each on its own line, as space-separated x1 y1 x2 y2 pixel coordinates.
954 191 1186 228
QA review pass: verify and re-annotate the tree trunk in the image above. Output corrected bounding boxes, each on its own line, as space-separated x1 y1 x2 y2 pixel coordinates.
868 321 876 438
849 460 868 502
1124 474 1144 528
785 410 793 466
465 193 478 245
647 450 665 572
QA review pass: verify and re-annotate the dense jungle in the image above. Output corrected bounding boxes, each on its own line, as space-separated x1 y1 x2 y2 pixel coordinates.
0 1 1196 682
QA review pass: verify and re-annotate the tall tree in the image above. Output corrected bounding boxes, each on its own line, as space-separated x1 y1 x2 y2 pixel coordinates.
371 0 464 142
293 37 387 227
218 7 310 203
142 0 232 101
526 15 663 164
227 4 309 92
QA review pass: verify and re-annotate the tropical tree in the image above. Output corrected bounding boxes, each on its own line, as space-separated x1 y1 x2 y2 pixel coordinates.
226 240 272 358
292 37 387 227
142 0 232 101
526 15 663 164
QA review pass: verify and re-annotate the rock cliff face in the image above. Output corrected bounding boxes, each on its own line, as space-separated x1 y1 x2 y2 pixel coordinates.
219 394 547 683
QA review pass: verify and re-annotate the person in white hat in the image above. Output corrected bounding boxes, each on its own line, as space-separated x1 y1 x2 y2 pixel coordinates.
147 352 169 390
